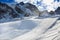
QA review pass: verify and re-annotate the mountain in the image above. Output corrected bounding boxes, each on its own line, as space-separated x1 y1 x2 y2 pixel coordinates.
0 2 19 19
0 2 41 23
49 11 55 15
0 1 59 23
0 1 60 40
55 7 60 14
16 2 40 16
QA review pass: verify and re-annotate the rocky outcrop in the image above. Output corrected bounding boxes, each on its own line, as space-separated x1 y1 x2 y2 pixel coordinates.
0 2 19 19
49 11 55 15
40 10 49 16
55 7 60 14
24 3 40 16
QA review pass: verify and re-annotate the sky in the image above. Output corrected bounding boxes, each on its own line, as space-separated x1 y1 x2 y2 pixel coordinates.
0 0 14 3
0 0 60 11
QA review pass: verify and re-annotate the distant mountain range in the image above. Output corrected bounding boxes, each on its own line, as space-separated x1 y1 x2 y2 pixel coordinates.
0 2 60 23
0 2 41 22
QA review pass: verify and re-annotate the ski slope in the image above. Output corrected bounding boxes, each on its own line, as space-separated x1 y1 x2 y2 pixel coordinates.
12 17 58 40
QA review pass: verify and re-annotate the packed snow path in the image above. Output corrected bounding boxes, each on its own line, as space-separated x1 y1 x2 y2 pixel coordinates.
12 17 58 40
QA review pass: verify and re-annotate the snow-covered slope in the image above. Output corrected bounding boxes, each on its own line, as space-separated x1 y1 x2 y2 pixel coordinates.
37 20 60 40
0 1 60 40
0 15 60 40
0 17 41 40
12 17 58 40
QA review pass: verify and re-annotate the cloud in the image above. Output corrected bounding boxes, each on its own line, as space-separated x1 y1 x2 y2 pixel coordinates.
15 0 23 3
42 0 60 11
15 0 30 3
15 0 60 11
42 0 54 5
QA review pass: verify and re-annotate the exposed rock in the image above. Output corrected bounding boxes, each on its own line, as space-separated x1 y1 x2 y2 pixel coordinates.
0 2 19 19
24 3 40 16
40 10 49 17
49 11 55 15
55 7 60 14
0 2 41 20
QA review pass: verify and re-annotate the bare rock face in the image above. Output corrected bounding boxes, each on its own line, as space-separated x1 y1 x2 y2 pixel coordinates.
55 7 60 14
49 11 55 15
24 3 40 16
49 7 60 15
39 10 49 17
15 2 26 15
0 2 19 19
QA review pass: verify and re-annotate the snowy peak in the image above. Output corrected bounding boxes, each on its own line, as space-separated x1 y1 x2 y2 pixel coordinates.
15 2 40 16
0 2 41 23
0 2 60 23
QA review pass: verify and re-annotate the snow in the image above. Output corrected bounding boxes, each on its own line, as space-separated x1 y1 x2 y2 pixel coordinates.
0 17 41 40
0 1 60 40
36 20 60 40
12 17 58 40
0 15 60 40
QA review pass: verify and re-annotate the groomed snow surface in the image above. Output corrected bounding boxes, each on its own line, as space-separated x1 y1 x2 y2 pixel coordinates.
0 16 60 40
